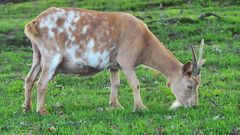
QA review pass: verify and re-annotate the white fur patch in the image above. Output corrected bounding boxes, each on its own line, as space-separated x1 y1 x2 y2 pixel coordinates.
57 27 64 34
83 38 110 68
67 11 75 21
70 37 75 42
87 38 95 48
39 16 57 38
55 43 60 52
66 38 110 69
48 53 61 80
62 10 81 44
82 25 89 34
40 9 82 39
39 9 65 38
66 45 86 66
63 18 73 40
99 50 110 68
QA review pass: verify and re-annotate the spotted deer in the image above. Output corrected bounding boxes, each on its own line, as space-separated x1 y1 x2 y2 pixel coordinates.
23 7 204 115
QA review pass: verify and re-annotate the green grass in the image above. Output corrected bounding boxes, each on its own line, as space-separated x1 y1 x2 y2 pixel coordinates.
0 0 240 134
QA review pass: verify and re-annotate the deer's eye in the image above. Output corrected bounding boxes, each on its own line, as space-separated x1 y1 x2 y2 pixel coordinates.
187 85 193 89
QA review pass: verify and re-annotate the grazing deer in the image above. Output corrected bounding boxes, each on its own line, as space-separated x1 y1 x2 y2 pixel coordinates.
23 7 204 115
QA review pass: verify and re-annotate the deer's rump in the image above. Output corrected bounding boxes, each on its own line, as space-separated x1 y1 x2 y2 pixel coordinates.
25 7 122 75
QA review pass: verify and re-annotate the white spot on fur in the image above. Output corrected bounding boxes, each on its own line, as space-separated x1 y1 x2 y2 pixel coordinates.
70 36 75 42
39 16 57 38
39 9 65 38
55 43 60 52
71 25 76 31
58 27 64 34
67 11 75 21
66 38 110 69
66 45 86 66
66 45 77 59
48 53 61 80
82 25 89 34
73 14 80 23
62 10 79 41
83 38 110 68
99 50 110 68
87 38 94 48
63 20 72 39
84 39 99 67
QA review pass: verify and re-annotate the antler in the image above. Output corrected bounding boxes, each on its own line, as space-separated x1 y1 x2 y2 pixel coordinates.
191 39 205 76
198 39 205 68
191 45 198 76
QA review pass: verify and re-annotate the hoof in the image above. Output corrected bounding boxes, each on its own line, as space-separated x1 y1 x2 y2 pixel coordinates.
133 104 148 112
22 104 31 113
109 102 124 109
37 109 49 116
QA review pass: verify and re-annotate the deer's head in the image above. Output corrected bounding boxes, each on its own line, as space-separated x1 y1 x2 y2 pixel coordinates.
169 39 205 109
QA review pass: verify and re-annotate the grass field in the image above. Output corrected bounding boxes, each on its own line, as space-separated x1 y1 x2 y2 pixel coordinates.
0 0 240 134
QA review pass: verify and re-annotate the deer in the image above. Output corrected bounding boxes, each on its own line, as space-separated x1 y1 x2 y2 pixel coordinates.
23 7 204 115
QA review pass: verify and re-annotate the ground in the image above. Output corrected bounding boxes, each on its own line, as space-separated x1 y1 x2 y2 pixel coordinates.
0 0 239 134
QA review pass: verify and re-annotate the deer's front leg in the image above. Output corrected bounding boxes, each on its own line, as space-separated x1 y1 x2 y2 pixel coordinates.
109 69 123 109
121 68 148 111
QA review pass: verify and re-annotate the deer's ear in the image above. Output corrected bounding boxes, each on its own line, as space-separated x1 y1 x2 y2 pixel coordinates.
182 61 192 75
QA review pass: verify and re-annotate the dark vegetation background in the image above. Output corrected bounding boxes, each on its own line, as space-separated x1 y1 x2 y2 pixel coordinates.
0 0 239 134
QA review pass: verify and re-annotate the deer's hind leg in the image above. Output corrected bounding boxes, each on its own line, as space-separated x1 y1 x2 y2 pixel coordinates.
36 52 62 115
109 69 123 109
23 42 41 112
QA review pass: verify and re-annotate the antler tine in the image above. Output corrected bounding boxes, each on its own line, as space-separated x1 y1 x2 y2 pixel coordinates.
198 38 204 67
191 45 198 76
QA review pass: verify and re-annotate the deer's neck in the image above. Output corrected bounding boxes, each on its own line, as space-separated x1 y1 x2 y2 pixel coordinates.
141 32 182 80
